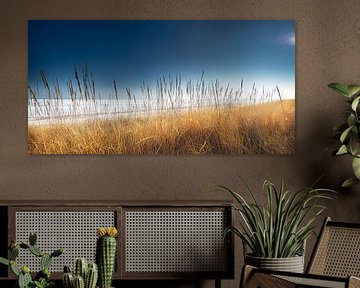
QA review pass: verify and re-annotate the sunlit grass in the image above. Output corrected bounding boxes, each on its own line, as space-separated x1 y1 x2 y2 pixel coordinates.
28 100 295 154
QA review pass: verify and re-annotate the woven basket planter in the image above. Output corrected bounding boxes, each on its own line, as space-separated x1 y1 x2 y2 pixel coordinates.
245 254 305 273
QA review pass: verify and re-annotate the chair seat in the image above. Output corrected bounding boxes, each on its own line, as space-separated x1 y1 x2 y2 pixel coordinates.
242 265 360 288
277 274 346 288
241 218 360 288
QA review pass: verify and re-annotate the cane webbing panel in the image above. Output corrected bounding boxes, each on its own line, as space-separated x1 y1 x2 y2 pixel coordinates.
248 272 297 288
125 210 227 273
15 211 115 272
277 275 345 288
309 226 360 277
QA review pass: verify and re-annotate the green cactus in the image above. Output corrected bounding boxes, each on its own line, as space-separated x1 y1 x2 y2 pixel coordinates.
63 265 72 273
35 268 51 281
21 265 30 274
29 245 44 257
85 263 98 288
63 259 98 288
29 232 37 246
41 253 52 270
63 271 74 288
18 269 32 288
0 257 9 266
51 248 64 258
74 258 88 279
73 275 85 288
10 260 20 276
19 243 30 249
0 232 63 288
96 228 118 288
9 246 19 260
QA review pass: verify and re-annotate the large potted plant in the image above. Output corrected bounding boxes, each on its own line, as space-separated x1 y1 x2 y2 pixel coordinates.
328 83 360 187
220 179 334 273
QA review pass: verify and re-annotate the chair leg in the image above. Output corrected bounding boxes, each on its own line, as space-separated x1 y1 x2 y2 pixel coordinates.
215 278 221 288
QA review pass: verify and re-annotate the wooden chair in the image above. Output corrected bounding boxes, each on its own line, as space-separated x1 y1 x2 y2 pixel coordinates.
241 217 360 288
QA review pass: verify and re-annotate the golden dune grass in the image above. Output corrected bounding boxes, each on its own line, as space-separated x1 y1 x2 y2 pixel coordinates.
28 100 295 154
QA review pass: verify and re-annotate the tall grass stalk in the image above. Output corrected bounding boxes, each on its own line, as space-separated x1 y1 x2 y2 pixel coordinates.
28 68 286 123
28 67 294 154
28 100 295 154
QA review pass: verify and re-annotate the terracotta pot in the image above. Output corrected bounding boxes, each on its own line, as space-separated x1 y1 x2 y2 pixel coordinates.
245 254 304 273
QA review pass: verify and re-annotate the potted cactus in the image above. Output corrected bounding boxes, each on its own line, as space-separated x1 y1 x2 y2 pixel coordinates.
0 232 63 288
62 258 98 288
96 227 118 288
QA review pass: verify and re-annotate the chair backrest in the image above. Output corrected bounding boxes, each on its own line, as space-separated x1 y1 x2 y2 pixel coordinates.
307 217 360 277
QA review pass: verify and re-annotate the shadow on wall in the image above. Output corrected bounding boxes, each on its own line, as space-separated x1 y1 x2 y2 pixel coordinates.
299 108 360 267
299 104 354 197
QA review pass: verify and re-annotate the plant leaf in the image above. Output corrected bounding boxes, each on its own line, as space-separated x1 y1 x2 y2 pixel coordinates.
347 85 360 97
0 257 9 266
328 83 350 97
347 114 356 128
342 177 360 188
352 157 360 179
220 179 335 258
336 145 348 155
349 135 360 157
340 126 353 143
351 96 360 111
10 261 20 276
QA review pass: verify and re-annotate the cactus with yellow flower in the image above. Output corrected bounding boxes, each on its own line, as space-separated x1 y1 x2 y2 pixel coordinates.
96 227 118 288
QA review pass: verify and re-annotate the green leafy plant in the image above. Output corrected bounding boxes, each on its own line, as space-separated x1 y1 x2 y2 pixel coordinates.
328 83 360 187
32 278 54 288
0 232 63 288
220 179 334 258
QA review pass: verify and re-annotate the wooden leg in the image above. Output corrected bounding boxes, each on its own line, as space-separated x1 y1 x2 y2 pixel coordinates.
215 278 221 288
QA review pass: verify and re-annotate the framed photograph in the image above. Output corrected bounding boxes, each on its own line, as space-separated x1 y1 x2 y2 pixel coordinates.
28 20 295 154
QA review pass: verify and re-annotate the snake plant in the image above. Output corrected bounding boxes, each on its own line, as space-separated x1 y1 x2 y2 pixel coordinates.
220 179 335 258
328 83 360 187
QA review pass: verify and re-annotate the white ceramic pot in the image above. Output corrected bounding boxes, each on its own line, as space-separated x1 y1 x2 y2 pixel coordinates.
245 254 305 273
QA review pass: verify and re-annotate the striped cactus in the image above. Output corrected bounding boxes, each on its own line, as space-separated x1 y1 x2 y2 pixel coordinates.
63 272 74 288
96 227 118 288
73 275 85 288
74 258 88 279
85 263 98 288
63 260 98 288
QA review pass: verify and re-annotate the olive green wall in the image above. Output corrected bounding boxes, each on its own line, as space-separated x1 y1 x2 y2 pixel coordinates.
1 1 360 287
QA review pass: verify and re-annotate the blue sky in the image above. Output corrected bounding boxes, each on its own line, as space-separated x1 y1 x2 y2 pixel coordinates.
28 20 295 99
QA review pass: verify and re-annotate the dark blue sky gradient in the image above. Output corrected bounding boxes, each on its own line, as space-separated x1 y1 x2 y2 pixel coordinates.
28 20 295 98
